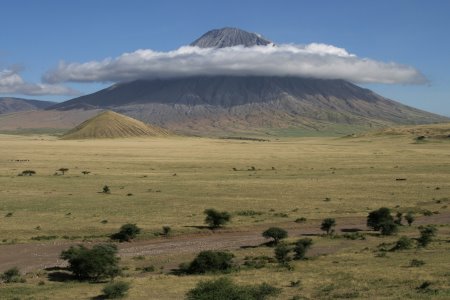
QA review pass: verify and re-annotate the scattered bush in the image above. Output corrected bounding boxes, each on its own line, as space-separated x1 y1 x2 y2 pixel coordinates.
204 209 231 229
417 225 437 247
1 267 25 283
342 232 366 240
394 212 403 225
243 256 274 269
392 236 414 251
141 265 155 273
405 212 415 226
262 227 288 245
236 210 263 217
111 223 141 242
184 250 234 274
380 221 398 236
186 277 280 300
5 212 13 217
293 238 313 260
102 281 130 299
320 218 336 235
423 210 433 216
60 244 120 281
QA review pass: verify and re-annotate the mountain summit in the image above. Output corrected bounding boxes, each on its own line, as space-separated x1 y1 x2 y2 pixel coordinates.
190 27 272 48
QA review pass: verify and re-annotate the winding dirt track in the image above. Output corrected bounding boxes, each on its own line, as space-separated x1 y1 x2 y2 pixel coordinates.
1 214 448 273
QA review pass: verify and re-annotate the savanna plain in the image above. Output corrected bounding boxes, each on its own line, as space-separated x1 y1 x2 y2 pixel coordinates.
0 132 449 299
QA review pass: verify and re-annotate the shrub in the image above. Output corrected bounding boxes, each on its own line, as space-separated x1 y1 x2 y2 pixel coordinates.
274 242 291 264
262 227 288 245
294 217 306 223
185 251 234 274
394 212 403 225
1 267 25 283
21 170 36 176
367 207 398 235
186 277 280 300
60 244 120 281
405 212 415 226
111 223 141 242
392 236 414 251
320 218 336 235
293 238 313 260
103 185 111 194
417 225 437 247
102 281 130 299
204 209 231 229
162 226 171 237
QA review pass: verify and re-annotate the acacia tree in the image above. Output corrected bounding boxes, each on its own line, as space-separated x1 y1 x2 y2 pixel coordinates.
204 209 231 229
320 218 336 235
21 170 36 176
367 207 397 235
58 168 69 175
262 227 288 245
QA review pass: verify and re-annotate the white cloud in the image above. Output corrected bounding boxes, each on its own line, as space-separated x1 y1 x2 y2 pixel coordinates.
0 67 78 96
43 43 427 85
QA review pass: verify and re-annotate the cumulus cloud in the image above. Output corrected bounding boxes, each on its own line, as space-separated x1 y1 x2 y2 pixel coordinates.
0 67 79 96
43 43 427 85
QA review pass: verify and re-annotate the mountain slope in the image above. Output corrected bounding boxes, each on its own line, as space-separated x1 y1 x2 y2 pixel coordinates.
190 27 271 48
0 97 56 114
61 110 170 139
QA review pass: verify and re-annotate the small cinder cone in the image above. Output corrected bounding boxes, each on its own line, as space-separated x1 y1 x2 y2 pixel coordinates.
61 110 170 139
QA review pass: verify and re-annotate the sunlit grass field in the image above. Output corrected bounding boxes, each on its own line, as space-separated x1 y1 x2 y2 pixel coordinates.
0 133 449 299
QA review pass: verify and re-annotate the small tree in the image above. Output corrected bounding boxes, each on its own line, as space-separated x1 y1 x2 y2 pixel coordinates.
21 170 36 176
405 212 415 226
367 207 397 235
162 226 171 237
293 238 313 260
274 242 291 264
102 281 130 299
204 209 231 229
186 251 234 274
58 168 69 175
417 225 437 247
60 244 120 281
262 227 288 245
103 185 111 194
111 223 141 242
320 218 336 235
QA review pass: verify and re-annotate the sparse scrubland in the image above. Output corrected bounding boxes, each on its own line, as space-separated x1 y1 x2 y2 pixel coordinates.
0 132 449 299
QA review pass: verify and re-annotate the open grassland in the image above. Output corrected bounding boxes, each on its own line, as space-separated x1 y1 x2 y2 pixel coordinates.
0 133 449 299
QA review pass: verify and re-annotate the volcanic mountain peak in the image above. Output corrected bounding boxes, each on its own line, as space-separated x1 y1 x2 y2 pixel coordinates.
61 110 170 140
190 27 272 48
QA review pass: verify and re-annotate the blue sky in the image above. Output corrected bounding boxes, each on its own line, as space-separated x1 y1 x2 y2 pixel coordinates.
1 0 449 115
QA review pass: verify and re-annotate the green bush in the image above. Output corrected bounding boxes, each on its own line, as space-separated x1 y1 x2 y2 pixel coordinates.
1 267 25 283
186 277 280 300
111 223 141 242
102 281 130 299
417 225 437 247
274 242 291 264
392 236 414 251
367 208 398 235
293 238 313 260
60 244 120 281
185 251 234 274
405 212 415 226
262 227 288 245
204 209 231 228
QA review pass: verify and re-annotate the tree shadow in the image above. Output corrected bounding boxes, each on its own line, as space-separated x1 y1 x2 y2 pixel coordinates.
340 228 364 233
47 271 77 282
183 225 213 230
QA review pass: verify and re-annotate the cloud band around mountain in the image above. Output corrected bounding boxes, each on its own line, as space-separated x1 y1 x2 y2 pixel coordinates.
43 43 427 85
0 67 79 96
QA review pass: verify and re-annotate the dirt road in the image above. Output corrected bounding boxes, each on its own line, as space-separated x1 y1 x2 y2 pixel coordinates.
0 214 448 273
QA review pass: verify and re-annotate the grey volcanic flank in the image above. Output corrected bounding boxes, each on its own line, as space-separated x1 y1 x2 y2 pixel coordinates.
44 28 448 136
190 27 271 48
0 97 55 114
